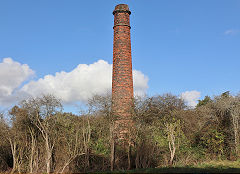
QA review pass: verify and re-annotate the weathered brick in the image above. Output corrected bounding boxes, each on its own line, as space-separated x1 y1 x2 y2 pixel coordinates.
112 4 134 142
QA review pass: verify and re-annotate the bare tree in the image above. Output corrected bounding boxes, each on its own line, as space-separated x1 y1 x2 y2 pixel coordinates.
231 107 240 155
55 113 85 173
214 94 240 156
0 113 11 172
230 100 240 155
110 123 115 171
21 95 62 173
7 106 28 174
87 94 113 170
164 119 182 166
27 126 39 173
82 116 91 171
7 128 25 174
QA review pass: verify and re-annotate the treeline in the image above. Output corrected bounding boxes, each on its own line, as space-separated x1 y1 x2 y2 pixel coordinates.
0 91 240 173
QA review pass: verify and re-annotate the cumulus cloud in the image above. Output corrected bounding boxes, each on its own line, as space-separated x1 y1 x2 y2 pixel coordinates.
21 60 113 103
133 70 149 97
0 58 34 106
21 60 148 103
0 58 148 106
180 90 201 108
225 29 239 35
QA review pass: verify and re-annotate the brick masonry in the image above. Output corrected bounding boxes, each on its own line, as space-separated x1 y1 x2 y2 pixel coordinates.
112 4 134 140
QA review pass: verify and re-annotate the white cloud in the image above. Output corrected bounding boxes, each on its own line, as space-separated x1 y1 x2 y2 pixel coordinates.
225 29 239 35
21 60 113 103
21 60 148 103
180 90 201 108
0 58 34 106
133 70 148 96
0 58 148 106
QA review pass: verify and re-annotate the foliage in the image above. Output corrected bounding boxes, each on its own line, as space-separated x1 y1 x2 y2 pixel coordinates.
0 92 240 173
199 128 225 158
197 96 212 107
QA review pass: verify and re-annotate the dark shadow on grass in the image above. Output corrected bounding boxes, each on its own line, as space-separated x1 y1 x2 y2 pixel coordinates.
100 166 240 173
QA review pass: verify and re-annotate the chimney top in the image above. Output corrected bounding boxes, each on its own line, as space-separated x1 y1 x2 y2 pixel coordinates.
113 4 131 15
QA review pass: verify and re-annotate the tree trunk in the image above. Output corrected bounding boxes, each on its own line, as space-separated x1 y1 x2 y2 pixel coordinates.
10 140 17 174
82 117 91 171
84 148 89 171
110 138 115 171
127 144 131 170
60 161 70 173
16 147 23 173
166 123 176 166
169 140 176 166
135 150 139 169
29 128 36 173
110 123 115 171
45 134 52 174
232 112 239 156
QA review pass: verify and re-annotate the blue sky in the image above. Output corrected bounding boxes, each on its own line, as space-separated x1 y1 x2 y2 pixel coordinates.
0 0 239 110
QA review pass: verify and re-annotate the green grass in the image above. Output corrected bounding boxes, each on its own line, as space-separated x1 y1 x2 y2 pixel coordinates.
101 160 240 173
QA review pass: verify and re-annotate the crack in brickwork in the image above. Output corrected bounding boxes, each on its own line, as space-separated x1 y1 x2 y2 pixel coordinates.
112 4 134 141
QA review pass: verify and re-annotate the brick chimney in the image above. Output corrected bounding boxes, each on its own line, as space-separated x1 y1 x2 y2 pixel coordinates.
112 4 134 140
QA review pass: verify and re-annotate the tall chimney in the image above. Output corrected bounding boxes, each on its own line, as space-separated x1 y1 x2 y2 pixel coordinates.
112 4 134 140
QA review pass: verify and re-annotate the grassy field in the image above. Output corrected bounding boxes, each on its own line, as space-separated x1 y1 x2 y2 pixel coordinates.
105 160 240 173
